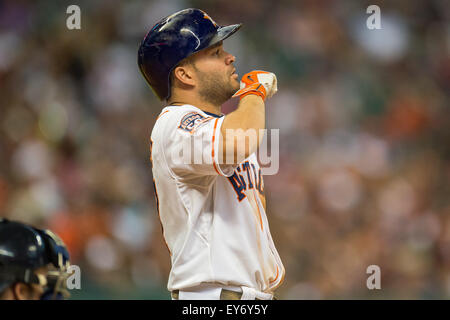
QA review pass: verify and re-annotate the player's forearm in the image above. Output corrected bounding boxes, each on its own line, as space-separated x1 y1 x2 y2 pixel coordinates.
220 95 265 164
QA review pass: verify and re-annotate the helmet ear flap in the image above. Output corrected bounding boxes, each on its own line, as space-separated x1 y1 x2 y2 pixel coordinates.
0 266 15 295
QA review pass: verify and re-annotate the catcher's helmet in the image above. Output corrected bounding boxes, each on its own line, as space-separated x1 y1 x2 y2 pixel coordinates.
0 218 71 299
138 8 242 101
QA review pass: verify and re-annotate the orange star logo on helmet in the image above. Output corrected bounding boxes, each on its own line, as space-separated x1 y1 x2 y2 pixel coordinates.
203 13 218 27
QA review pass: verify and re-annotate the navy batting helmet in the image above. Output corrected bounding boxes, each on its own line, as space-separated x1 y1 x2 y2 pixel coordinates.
138 8 242 101
0 218 71 299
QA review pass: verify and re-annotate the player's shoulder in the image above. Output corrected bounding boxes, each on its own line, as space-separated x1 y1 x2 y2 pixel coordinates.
154 104 218 133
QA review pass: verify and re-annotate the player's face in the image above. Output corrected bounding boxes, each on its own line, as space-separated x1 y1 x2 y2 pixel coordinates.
191 42 240 105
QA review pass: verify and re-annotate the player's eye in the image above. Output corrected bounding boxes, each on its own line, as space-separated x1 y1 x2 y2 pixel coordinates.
215 49 220 56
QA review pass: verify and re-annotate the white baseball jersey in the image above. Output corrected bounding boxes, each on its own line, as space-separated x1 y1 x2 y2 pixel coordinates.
149 104 285 293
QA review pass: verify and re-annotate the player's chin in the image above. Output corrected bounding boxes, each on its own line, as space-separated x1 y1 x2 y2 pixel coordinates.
231 79 240 91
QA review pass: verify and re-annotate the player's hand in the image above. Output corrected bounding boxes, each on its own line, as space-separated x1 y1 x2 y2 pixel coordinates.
232 70 278 101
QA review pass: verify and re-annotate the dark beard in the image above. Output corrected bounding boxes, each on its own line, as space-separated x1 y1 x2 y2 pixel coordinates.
196 70 239 106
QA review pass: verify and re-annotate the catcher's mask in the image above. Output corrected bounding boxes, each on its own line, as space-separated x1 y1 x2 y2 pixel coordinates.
0 218 71 300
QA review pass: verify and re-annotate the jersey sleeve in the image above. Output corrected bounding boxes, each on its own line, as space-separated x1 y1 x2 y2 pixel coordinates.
162 110 237 177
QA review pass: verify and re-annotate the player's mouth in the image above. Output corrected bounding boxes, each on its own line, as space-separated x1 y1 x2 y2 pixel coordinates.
231 69 238 78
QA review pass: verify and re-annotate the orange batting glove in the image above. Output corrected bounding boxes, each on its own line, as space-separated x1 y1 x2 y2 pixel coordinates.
232 70 278 101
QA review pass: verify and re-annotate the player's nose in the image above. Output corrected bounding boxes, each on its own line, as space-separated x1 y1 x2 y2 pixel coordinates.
225 52 235 65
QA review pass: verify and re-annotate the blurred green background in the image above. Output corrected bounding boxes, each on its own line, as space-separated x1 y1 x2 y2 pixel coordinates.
0 0 449 299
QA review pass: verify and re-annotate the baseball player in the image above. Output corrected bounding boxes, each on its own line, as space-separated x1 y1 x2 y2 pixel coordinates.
138 8 284 300
0 218 71 300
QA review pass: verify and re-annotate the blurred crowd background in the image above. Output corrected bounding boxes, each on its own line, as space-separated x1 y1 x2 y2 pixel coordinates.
0 0 449 299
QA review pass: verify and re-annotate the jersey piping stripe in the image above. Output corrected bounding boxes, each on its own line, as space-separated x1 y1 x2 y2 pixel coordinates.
278 267 286 288
269 266 279 284
252 189 264 231
270 266 285 291
156 109 170 121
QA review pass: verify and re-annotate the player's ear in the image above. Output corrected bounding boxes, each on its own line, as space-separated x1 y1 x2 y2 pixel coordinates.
173 65 196 87
12 282 32 300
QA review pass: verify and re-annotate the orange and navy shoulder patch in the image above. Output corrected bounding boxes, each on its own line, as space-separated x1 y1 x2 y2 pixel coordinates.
178 112 211 132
